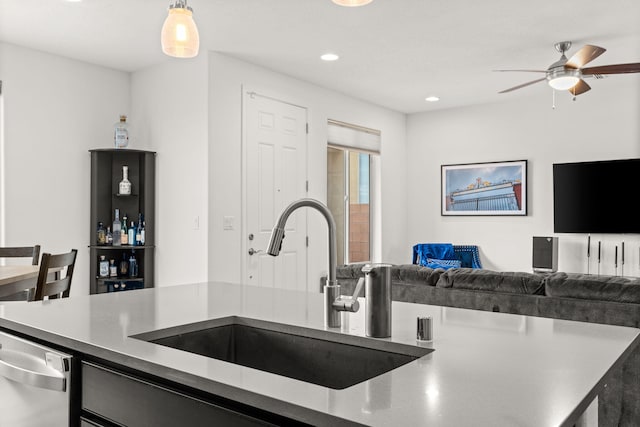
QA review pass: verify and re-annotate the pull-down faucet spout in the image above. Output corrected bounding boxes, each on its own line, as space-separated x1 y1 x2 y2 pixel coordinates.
267 198 337 285
267 198 360 328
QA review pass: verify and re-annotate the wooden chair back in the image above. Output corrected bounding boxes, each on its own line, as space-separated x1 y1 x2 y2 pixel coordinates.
0 245 41 265
33 249 78 301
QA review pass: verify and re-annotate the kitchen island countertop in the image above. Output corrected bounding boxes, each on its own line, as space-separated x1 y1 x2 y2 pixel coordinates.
1 281 638 426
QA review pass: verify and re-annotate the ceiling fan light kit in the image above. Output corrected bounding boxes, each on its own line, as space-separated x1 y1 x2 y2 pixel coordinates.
496 40 640 97
161 0 200 58
547 71 581 91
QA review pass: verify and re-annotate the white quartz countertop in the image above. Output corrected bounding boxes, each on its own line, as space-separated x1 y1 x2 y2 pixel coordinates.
1 281 639 426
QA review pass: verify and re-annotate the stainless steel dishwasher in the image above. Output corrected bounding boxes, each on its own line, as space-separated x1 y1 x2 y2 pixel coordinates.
0 330 73 426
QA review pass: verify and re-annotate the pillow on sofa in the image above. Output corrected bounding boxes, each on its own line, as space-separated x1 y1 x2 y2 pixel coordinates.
436 268 546 295
545 272 640 303
425 258 461 270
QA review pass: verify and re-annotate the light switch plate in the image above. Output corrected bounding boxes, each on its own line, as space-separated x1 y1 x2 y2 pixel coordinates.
223 216 234 230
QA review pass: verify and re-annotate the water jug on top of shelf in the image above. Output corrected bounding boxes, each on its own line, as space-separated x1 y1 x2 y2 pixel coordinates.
114 115 129 148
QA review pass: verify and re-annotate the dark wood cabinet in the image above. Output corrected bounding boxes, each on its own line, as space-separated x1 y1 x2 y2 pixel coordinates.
89 149 156 295
81 362 275 427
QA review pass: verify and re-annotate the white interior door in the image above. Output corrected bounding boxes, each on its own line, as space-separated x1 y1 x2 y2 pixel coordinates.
243 91 308 290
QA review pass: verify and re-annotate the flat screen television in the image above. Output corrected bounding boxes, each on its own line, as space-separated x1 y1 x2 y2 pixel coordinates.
553 158 640 233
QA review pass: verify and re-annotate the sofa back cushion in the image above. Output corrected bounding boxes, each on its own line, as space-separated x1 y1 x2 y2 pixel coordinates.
436 268 546 295
394 264 443 286
335 264 443 287
545 272 640 303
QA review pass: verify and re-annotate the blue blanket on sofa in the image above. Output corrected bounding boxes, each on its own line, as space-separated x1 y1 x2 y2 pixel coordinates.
412 243 482 269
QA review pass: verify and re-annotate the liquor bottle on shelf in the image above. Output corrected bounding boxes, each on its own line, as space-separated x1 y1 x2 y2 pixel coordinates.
99 256 109 278
129 252 139 278
112 209 121 246
128 221 135 246
106 226 113 245
121 215 128 245
140 220 146 245
135 221 142 246
109 259 117 277
118 165 132 195
118 253 129 277
96 222 106 245
136 213 144 245
114 115 129 149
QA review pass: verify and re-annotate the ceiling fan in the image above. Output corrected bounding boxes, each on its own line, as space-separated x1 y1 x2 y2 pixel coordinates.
495 41 640 96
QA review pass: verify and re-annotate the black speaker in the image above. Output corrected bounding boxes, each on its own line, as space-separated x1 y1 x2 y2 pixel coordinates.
532 236 559 273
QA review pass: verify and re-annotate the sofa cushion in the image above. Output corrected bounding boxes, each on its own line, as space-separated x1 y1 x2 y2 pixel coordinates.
335 264 443 289
545 272 640 303
335 263 368 280
394 264 443 286
436 268 546 295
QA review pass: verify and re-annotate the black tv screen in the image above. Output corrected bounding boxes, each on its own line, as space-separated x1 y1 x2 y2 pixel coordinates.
553 158 640 234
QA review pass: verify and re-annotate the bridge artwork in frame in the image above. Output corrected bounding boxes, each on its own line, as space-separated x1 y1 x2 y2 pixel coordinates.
441 160 527 216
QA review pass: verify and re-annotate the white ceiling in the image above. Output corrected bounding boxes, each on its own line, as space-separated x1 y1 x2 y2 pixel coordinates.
1 0 639 113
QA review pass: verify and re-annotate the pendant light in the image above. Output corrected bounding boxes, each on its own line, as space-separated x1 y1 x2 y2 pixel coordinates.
332 0 373 6
161 0 199 58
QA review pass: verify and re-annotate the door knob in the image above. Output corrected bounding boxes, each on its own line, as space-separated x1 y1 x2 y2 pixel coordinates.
248 248 263 256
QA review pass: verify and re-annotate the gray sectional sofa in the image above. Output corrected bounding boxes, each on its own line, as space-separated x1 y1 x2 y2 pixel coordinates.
333 264 640 427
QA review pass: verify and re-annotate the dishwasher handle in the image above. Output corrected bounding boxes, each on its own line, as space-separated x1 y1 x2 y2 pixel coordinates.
0 351 66 392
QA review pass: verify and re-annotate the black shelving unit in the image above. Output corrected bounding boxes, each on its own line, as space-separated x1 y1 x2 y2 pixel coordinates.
89 149 156 294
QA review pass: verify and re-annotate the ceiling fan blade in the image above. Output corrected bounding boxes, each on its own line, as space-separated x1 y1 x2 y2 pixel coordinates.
493 69 546 73
565 45 606 69
569 79 591 96
498 77 547 94
582 63 640 75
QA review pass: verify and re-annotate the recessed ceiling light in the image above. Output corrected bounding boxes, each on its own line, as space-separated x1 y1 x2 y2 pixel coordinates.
321 53 340 61
425 96 440 102
332 0 373 6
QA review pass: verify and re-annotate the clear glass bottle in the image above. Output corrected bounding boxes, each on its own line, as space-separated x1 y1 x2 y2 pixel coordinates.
106 226 113 245
99 255 109 278
118 165 132 195
129 252 138 278
114 115 129 148
96 222 107 245
109 259 118 277
112 209 122 246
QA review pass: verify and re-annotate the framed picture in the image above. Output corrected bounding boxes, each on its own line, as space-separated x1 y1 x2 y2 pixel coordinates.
441 160 527 216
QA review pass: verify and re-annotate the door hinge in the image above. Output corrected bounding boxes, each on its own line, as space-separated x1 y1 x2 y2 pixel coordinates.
306 236 309 247
306 123 309 134
306 180 309 192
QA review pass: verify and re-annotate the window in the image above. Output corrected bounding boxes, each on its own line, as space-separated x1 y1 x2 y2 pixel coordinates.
327 120 380 265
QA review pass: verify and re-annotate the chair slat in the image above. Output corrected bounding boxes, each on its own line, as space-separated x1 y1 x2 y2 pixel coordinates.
33 249 77 301
0 245 41 265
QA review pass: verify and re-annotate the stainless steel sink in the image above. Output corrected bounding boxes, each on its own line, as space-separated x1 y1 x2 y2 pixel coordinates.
133 316 433 389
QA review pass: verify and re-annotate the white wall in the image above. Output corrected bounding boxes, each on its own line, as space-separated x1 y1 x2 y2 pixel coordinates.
407 76 640 276
0 42 130 296
131 56 209 287
9 41 631 296
207 52 407 289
